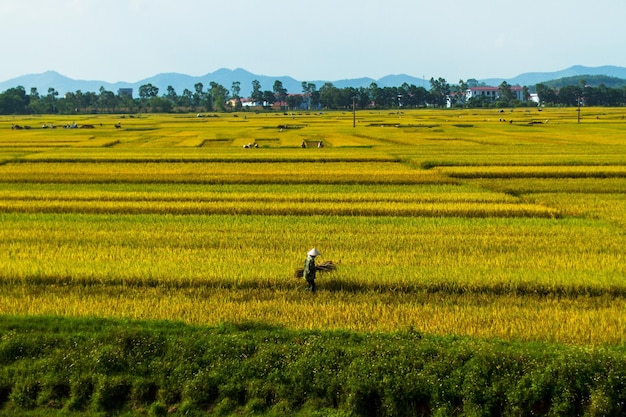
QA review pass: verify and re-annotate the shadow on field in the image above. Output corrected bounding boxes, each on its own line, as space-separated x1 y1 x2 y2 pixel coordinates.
9 273 626 299
318 279 626 299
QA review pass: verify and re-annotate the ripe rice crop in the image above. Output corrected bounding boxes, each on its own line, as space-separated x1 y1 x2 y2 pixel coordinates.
1 286 625 345
0 161 449 184
441 165 626 179
465 177 626 194
0 212 621 287
1 109 625 346
1 211 624 346
0 200 556 217
0 182 556 215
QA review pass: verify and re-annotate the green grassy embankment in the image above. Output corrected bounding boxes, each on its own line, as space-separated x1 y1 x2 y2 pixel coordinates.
1 316 625 416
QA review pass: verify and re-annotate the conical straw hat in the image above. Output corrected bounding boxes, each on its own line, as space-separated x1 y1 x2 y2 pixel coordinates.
307 248 321 256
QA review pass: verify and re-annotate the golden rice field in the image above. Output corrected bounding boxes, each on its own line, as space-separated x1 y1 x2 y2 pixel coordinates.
1 108 625 346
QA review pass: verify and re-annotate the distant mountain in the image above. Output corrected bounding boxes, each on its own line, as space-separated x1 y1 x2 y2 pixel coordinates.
376 74 429 88
332 77 377 89
0 71 135 95
0 68 428 96
138 68 312 96
541 74 626 89
2 66 626 96
481 65 626 86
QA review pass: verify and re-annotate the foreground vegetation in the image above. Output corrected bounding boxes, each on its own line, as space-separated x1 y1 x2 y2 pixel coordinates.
0 107 625 415
1 316 626 417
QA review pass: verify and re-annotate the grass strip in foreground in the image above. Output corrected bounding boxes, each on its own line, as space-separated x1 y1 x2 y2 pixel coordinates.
0 316 625 416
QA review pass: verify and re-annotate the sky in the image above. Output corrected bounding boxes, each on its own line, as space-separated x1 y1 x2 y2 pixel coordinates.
1 0 625 83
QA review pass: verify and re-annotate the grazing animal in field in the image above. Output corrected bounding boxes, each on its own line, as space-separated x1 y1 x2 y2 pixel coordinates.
114 122 121 129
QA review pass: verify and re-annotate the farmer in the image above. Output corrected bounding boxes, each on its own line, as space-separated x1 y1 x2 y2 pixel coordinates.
303 248 320 292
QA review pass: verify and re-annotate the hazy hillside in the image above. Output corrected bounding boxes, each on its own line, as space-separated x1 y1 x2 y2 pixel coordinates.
540 74 626 89
1 65 626 96
481 65 626 86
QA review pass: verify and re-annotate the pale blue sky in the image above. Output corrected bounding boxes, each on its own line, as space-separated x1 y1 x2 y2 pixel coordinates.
1 0 624 83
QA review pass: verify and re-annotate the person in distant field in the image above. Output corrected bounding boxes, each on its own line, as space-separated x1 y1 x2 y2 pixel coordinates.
303 248 320 292
301 140 307 148
317 140 324 148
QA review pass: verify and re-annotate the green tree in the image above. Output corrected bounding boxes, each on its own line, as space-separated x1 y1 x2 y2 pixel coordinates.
535 83 557 106
286 94 303 110
319 82 339 109
0 86 29 114
149 96 173 113
193 82 204 108
231 81 242 110
452 79 469 107
355 86 371 109
63 92 78 113
74 90 84 112
402 84 428 108
368 82 382 108
467 93 493 108
30 87 40 101
139 83 159 111
139 83 159 99
522 86 531 104
117 89 135 113
27 87 44 113
318 83 353 109
429 77 450 107
180 88 193 108
99 86 117 112
301 82 317 110
380 86 399 108
165 85 178 102
209 82 229 112
84 91 99 112
262 90 276 108
273 80 288 110
46 87 59 113
250 80 263 106
497 81 515 106
557 85 581 107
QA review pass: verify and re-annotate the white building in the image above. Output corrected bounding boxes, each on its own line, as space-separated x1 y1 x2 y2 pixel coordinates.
465 86 525 102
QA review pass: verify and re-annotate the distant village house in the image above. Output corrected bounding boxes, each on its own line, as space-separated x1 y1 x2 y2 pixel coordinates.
465 86 524 102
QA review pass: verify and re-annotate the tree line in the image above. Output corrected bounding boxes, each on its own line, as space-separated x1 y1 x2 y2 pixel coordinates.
535 80 626 107
1 76 626 115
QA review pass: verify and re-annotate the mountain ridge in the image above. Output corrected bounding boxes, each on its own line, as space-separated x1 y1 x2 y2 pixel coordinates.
2 65 626 96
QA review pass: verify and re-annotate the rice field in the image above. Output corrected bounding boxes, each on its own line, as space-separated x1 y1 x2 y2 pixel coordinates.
1 108 625 346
